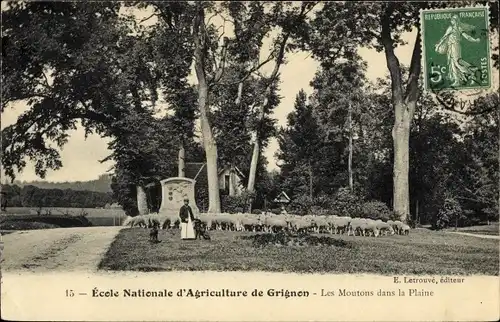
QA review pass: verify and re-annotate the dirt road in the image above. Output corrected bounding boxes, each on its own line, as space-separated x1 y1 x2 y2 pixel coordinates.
0 227 122 272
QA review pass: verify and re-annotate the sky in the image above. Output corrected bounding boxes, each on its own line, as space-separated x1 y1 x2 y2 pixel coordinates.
1 4 497 183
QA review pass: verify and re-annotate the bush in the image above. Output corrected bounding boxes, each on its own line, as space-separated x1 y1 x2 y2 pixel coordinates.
0 220 60 230
288 195 314 215
329 187 363 217
483 207 499 224
360 200 391 220
242 231 354 248
270 208 282 215
0 215 92 228
286 195 320 215
221 195 247 213
251 209 263 214
434 211 449 230
195 187 209 213
434 197 463 230
406 216 417 228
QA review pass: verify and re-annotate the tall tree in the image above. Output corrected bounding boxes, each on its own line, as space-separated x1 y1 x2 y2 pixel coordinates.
304 1 498 221
309 58 369 191
276 89 324 198
244 2 318 197
1 2 175 180
302 2 431 221
143 2 284 212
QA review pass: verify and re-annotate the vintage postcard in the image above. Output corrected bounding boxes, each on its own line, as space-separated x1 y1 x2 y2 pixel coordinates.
1 1 499 321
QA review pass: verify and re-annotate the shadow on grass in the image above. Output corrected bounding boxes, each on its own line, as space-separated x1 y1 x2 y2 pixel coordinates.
240 232 354 248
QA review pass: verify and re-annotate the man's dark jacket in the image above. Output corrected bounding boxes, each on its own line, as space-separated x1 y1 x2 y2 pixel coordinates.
179 204 195 223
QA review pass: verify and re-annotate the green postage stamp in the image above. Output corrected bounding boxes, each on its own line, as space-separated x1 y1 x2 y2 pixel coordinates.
421 5 491 92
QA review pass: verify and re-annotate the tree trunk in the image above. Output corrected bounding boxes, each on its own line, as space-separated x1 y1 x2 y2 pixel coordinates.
0 111 3 211
416 199 419 226
247 135 260 193
178 143 185 177
381 9 421 224
243 4 311 197
247 32 291 195
193 7 221 213
246 136 259 213
348 101 353 192
392 103 412 222
308 161 314 199
136 185 148 215
197 78 220 213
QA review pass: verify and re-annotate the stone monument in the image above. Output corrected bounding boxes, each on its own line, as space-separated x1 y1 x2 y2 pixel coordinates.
158 177 199 216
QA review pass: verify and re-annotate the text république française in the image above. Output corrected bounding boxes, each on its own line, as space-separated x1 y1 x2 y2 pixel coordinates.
92 288 310 299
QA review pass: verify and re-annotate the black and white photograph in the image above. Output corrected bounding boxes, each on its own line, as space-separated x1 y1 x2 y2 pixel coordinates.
0 1 499 321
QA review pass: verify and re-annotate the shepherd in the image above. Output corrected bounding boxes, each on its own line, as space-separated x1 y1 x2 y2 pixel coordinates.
179 197 196 240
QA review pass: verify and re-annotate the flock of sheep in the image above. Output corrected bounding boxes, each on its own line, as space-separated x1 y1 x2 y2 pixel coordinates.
123 212 411 237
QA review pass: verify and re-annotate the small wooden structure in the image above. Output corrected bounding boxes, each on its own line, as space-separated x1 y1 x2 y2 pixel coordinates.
273 191 291 213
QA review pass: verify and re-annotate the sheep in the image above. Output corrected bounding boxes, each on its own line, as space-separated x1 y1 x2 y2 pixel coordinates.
129 215 148 228
361 219 379 237
331 216 351 234
161 214 180 230
348 218 367 236
198 214 213 231
147 215 162 228
312 216 330 234
209 214 225 230
122 216 133 227
240 215 261 232
393 220 404 235
283 214 296 231
209 213 242 231
291 217 313 233
401 224 411 235
376 221 395 236
263 215 288 233
149 211 407 238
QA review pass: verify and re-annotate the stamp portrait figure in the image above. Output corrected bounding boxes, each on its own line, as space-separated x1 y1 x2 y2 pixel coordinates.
434 15 480 86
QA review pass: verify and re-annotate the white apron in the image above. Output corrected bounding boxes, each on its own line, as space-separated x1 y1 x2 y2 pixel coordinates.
181 216 196 240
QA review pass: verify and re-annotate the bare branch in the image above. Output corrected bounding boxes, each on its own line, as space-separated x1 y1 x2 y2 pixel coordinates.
403 28 422 107
208 37 229 87
139 13 158 25
216 23 226 46
156 7 175 29
206 11 219 26
235 82 244 105
215 51 276 87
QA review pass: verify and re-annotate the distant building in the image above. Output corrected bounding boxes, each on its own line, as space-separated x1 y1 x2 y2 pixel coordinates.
273 191 291 213
184 162 246 197
273 191 291 204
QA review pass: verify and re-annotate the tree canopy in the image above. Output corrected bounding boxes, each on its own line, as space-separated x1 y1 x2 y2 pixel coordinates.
2 1 497 225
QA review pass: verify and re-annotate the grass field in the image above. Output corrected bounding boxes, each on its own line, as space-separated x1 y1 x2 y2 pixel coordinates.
98 228 499 275
0 207 127 226
449 223 499 236
1 207 125 217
